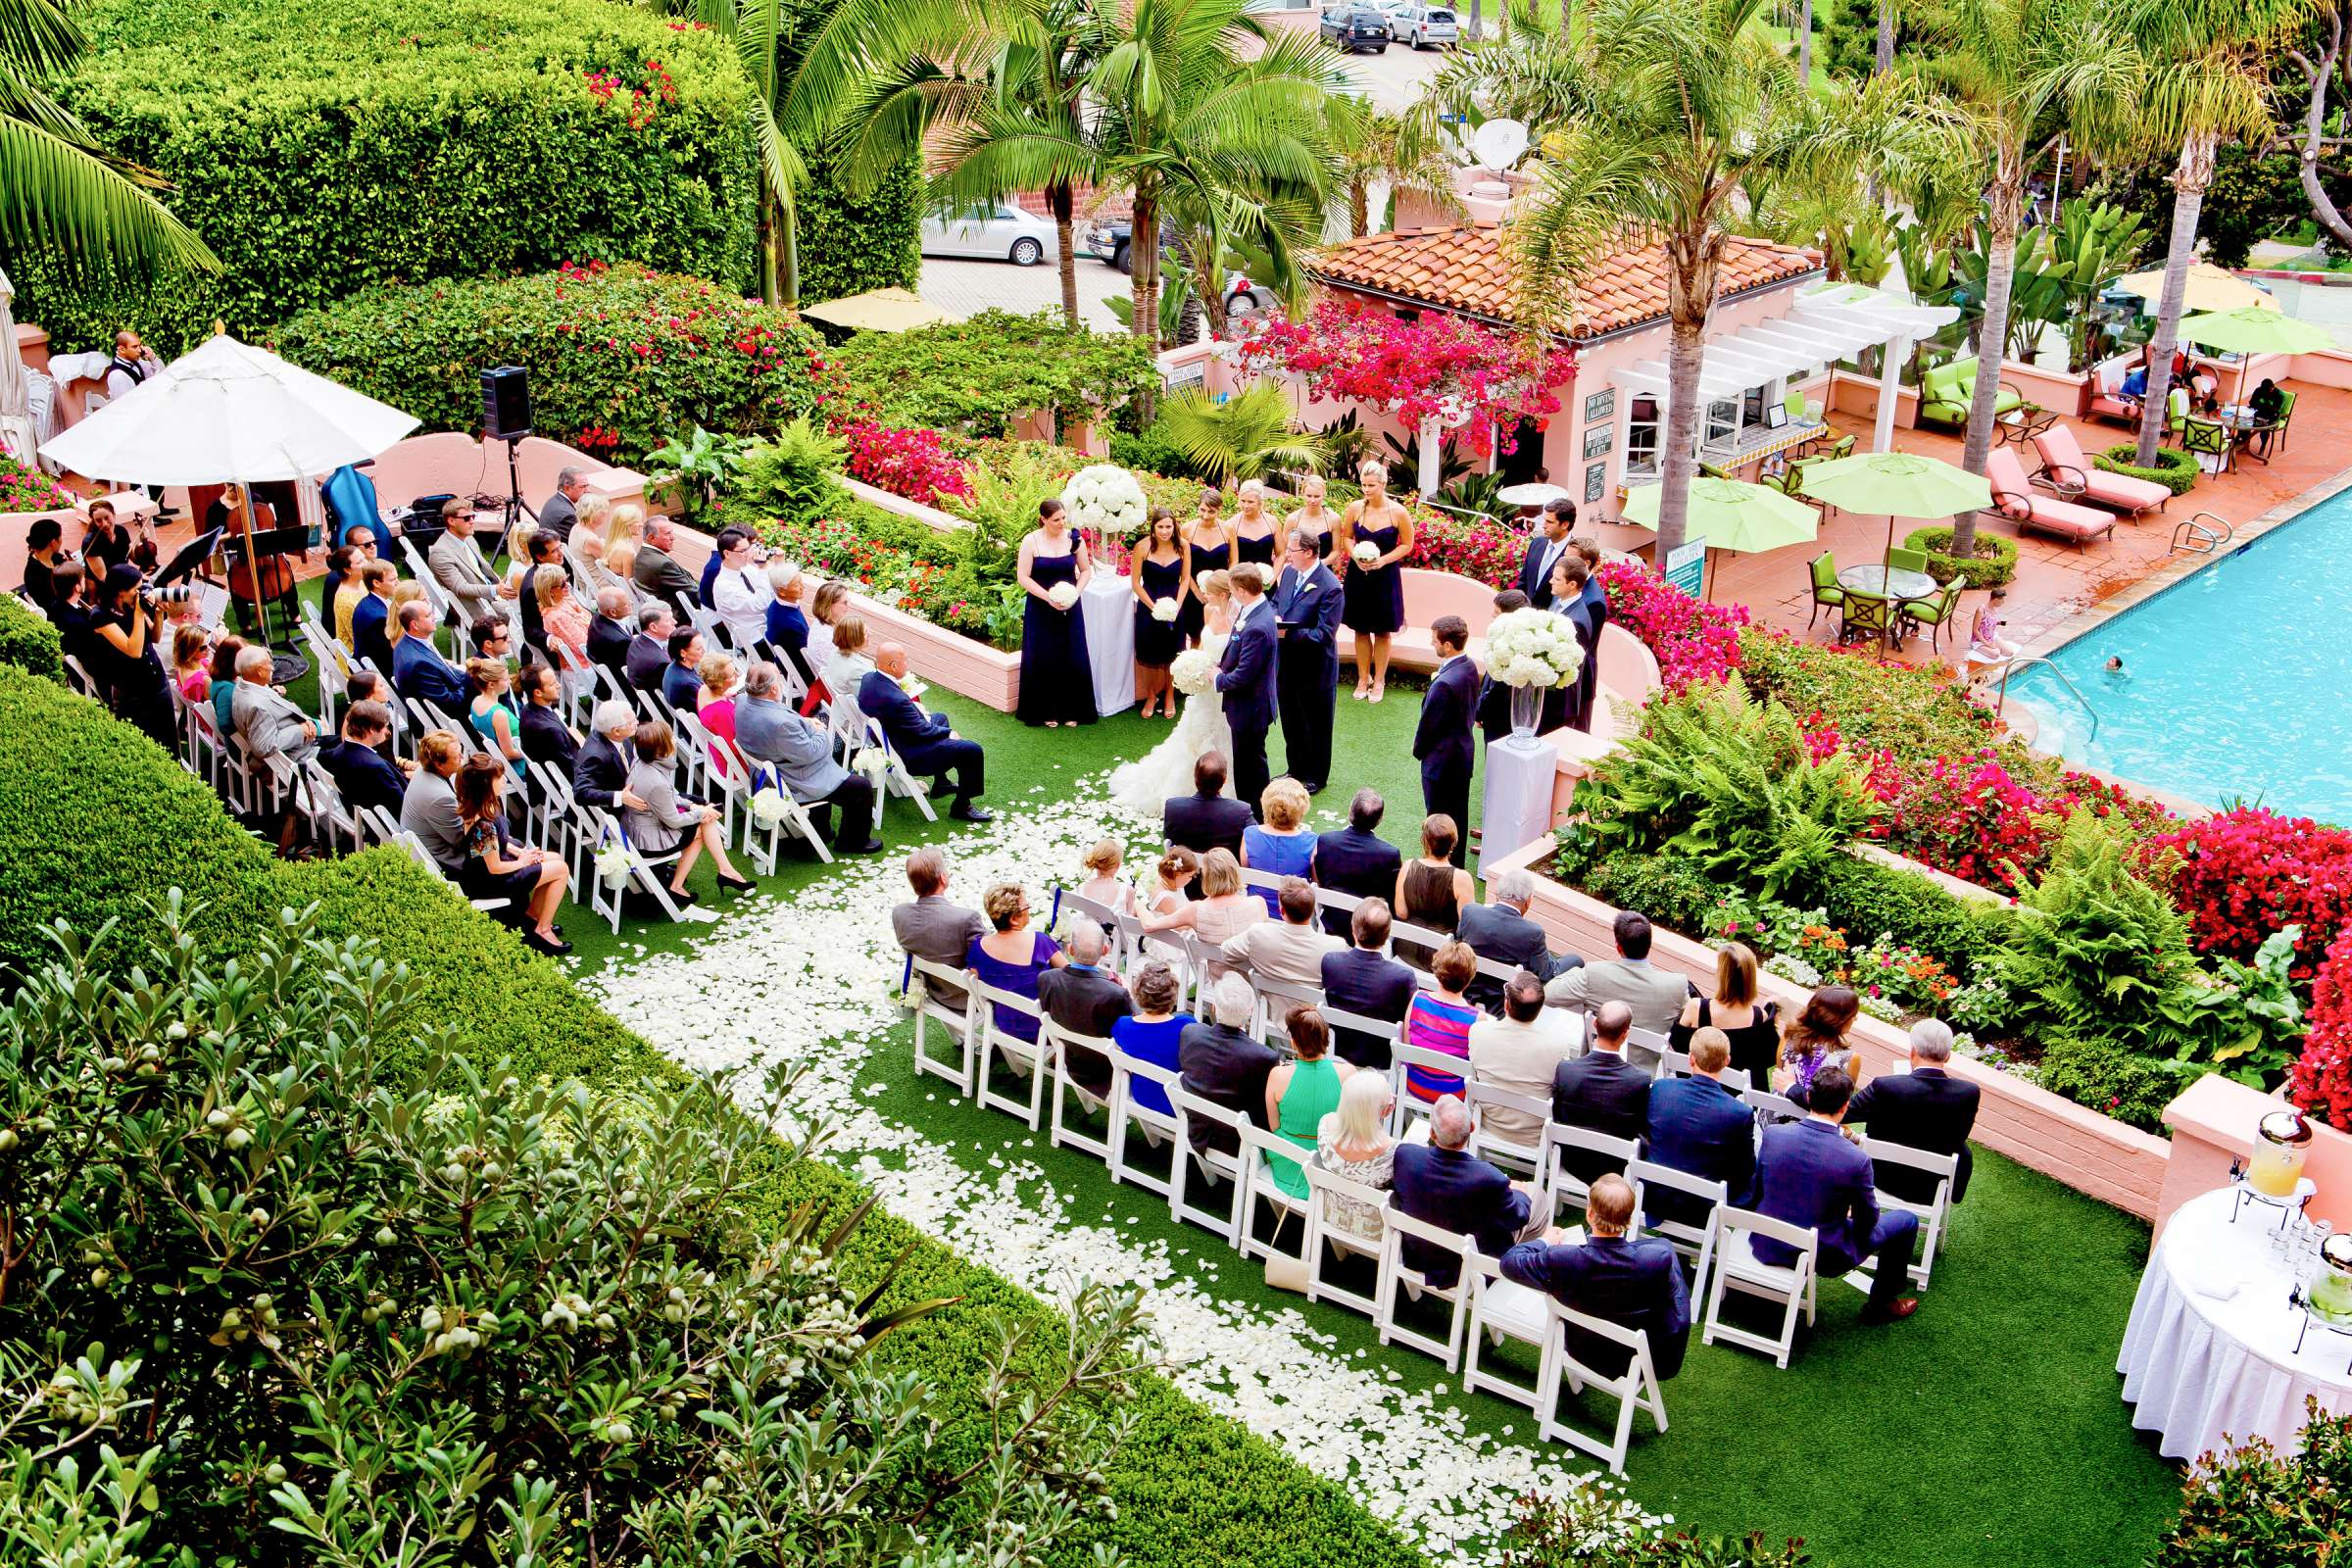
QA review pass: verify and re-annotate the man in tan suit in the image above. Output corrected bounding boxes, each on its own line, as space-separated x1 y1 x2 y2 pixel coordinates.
1544 911 1688 1069
1470 970 1586 1148
1220 877 1343 989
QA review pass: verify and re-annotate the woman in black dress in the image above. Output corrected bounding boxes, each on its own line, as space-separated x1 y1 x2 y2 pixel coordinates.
1131 509 1188 719
1231 480 1279 569
88 564 175 750
453 754 573 956
1177 488 1233 648
1669 942 1781 1083
1015 498 1097 727
1289 473 1339 564
1338 458 1414 702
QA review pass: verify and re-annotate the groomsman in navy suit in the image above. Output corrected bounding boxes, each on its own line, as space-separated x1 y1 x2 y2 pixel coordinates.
1413 614 1479 865
1215 564 1280 814
1271 528 1343 793
1516 499 1578 608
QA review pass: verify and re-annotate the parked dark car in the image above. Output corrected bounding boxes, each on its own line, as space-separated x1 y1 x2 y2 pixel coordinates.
1319 4 1391 52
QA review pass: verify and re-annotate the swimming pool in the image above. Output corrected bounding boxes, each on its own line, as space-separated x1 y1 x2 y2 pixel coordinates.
2008 485 2352 825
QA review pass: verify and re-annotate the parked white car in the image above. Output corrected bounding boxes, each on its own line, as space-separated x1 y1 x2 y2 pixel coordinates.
919 204 1058 267
1393 1 1457 46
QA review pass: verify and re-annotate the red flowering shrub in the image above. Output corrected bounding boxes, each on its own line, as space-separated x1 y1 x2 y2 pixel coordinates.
1233 298 1575 459
0 454 74 514
2289 923 2352 1131
583 59 679 130
1411 506 1527 584
838 421 970 507
1596 559 1748 691
2149 808 2352 976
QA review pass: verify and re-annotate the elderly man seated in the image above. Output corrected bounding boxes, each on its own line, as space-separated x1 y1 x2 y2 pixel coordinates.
1389 1094 1548 1291
586 586 635 680
1178 974 1281 1155
570 700 645 817
858 641 991 823
1037 924 1133 1096
1499 1172 1691 1380
632 517 701 622
230 643 318 767
733 661 881 855
1220 876 1343 988
1845 1018 1981 1203
1458 869 1578 1008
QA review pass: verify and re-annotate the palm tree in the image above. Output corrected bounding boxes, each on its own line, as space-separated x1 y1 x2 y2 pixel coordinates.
1914 0 2138 561
2121 0 2307 468
1338 105 1467 239
2 0 214 280
1509 0 1943 557
680 0 812 306
1157 381 1321 483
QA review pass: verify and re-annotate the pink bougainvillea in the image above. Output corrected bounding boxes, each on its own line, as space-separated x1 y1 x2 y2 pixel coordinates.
839 421 970 507
2289 923 2352 1132
2148 808 2352 978
0 453 74 515
1409 506 1527 584
1232 298 1575 460
1595 559 1748 692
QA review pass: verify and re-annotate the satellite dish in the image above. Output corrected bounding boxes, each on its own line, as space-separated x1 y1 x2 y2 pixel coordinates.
1470 119 1530 172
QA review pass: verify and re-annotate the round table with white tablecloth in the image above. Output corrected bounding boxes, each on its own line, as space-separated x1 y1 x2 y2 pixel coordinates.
1081 572 1137 716
2116 1185 2352 1462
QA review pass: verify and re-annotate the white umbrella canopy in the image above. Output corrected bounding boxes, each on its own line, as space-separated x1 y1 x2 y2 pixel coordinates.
38 330 418 485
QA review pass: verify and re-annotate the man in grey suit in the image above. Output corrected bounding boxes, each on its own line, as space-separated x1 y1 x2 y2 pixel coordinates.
538 467 587 543
1544 910 1688 1068
891 846 987 1014
230 644 318 765
632 517 702 621
734 662 881 854
426 499 503 624
1457 869 1579 1009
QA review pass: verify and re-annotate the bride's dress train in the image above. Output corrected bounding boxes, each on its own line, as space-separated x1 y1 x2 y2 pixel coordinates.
1110 628 1233 817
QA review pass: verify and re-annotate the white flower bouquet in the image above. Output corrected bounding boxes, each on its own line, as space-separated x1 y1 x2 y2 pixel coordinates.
1169 649 1218 695
1047 581 1080 612
1061 463 1150 534
1351 539 1380 567
749 783 793 828
1151 597 1181 623
593 841 634 888
851 747 891 781
1482 607 1585 689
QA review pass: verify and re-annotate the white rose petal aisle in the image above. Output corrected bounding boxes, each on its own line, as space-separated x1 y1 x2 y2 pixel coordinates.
584 771 1659 1562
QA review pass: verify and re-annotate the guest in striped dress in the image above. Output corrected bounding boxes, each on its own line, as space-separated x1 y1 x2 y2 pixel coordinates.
1402 941 1481 1103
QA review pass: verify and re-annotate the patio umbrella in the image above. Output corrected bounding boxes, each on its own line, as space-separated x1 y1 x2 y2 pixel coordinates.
40 329 419 642
2174 307 2334 416
0 268 35 467
1624 477 1818 598
800 286 952 333
2114 263 2278 315
1494 481 1571 509
1796 450 1993 558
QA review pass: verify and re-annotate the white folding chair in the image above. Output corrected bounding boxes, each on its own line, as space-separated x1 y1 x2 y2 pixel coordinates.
577 811 686 934
1625 1026 1671 1072
671 709 745 848
1627 1157 1726 1300
1168 1089 1250 1248
1106 1045 1183 1199
1322 1002 1405 1072
1389 917 1451 969
1250 976 1326 1048
1044 1017 1115 1162
1743 1085 1806 1126
61 653 98 699
906 956 980 1097
297 760 362 855
297 616 351 727
1861 1137 1959 1288
1388 1043 1470 1139
1541 1121 1641 1222
1660 1047 1691 1078
1375 1207 1480 1372
1463 1250 1555 1410
1301 1161 1389 1319
739 760 832 875
848 710 936 824
1466 1081 1549 1177
391 830 512 917
357 804 405 849
1236 1122 1315 1267
1059 891 1130 967
1703 1207 1818 1368
972 980 1053 1129
1539 1300 1670 1477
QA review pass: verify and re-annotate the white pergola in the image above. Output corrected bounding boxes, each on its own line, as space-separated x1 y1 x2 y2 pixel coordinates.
1609 282 1961 457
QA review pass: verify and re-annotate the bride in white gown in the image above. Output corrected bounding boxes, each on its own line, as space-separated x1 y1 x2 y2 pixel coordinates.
1111 570 1235 816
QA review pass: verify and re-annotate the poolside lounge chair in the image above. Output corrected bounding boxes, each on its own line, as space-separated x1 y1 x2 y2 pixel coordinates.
1985 448 2114 549
2030 425 2169 515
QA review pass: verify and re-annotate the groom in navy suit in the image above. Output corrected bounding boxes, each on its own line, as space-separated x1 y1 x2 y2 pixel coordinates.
1271 528 1343 793
1215 564 1280 815
1413 614 1479 865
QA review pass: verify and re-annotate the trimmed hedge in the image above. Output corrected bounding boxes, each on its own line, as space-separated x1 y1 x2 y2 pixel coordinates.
272 264 826 467
796 159 926 307
0 596 62 682
2095 443 2200 496
826 310 1163 436
1903 525 2020 589
10 0 760 348
0 662 1424 1568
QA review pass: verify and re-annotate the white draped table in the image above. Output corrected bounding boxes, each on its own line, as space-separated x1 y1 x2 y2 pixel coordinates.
1082 572 1136 716
2117 1185 2352 1462
1477 733 1560 878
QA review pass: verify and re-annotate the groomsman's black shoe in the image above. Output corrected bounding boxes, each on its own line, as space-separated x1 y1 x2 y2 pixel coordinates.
950 804 995 824
845 838 886 855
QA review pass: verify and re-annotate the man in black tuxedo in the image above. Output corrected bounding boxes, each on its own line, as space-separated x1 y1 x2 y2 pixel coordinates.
861 643 992 822
1549 1002 1652 1181
1313 788 1404 937
587 586 635 682
1413 614 1479 867
1213 564 1280 813
1845 1019 1982 1203
625 603 675 695
1554 554 1599 733
569 700 645 816
1320 897 1418 1069
1163 752 1253 899
1516 499 1578 608
1457 868 1577 1008
1270 528 1343 793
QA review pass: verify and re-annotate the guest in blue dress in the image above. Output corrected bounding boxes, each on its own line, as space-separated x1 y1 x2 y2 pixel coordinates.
1132 509 1189 719
1178 489 1234 647
1232 480 1280 569
968 882 1066 1048
1015 498 1098 727
1110 961 1195 1116
1339 458 1414 702
1242 776 1318 915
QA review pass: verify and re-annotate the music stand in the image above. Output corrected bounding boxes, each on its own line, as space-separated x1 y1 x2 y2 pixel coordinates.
152 525 224 589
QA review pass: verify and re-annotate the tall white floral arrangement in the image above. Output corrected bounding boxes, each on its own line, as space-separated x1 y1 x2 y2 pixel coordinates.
1483 608 1585 689
1061 463 1150 533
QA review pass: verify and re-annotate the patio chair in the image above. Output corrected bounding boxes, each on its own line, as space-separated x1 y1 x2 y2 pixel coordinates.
1837 590 1891 646
1783 387 1823 424
1537 1298 1672 1478
1862 1136 1960 1288
1302 1160 1391 1319
1824 432 1856 462
2271 388 2297 452
1806 552 1844 630
1985 448 2114 549
1897 580 1964 653
2180 416 2231 475
1885 546 1929 577
1375 1207 1481 1372
2029 424 2168 515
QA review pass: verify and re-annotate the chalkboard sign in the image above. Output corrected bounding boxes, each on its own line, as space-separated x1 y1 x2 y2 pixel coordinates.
1664 537 1707 599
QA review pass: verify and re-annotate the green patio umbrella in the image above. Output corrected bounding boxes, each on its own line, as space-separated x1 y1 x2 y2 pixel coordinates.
1622 477 1817 599
1797 450 1994 557
2176 307 2333 416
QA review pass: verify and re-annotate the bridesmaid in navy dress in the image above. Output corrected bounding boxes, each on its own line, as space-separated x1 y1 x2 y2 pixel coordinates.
1132 509 1189 719
1016 497 1098 727
1339 457 1415 702
1178 487 1234 648
1231 479 1279 570
1289 473 1339 564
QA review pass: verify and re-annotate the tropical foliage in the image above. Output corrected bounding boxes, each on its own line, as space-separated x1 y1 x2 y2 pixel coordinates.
823 310 1161 436
1156 381 1322 485
2151 1399 2352 1566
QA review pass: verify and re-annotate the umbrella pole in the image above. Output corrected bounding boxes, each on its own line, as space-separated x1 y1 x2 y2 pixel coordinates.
237 492 271 647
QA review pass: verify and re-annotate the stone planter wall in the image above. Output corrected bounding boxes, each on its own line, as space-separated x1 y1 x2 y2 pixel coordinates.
840 477 964 534
1482 832 2176 1219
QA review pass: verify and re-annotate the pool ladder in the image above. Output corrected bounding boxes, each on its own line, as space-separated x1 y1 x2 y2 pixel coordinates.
1995 657 2099 741
2169 511 2235 557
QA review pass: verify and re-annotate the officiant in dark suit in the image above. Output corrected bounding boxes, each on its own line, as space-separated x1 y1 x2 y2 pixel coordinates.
1214 564 1280 813
1414 615 1479 866
1270 528 1342 794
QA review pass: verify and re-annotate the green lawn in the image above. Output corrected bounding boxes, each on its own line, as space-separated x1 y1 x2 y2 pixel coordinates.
558 683 2185 1568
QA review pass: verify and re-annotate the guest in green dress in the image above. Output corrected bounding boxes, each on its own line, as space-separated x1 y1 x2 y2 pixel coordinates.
1263 1006 1353 1200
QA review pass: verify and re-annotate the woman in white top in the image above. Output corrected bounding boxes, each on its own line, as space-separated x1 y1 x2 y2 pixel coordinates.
1136 847 1200 964
708 526 772 649
823 611 874 704
1076 839 1139 917
1312 1069 1397 1246
806 578 851 687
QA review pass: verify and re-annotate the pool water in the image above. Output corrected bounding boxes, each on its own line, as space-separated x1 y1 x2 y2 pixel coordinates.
2009 487 2352 824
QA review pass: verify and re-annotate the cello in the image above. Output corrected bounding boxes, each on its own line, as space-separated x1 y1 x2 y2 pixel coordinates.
213 483 297 637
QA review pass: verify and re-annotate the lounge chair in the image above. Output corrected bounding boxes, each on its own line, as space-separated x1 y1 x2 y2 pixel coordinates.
1918 357 2023 430
2030 425 2169 515
1985 448 2114 549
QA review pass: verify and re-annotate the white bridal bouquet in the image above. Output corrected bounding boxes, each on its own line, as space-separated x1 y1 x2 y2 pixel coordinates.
1061 463 1150 533
1169 649 1218 696
1151 597 1181 623
1483 607 1586 689
1351 539 1380 567
1047 581 1081 611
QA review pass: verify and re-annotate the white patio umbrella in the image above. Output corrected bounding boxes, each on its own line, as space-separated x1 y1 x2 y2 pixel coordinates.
40 330 418 642
0 268 36 468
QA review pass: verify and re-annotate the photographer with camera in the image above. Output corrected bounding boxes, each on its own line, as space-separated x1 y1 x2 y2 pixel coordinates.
88 564 174 750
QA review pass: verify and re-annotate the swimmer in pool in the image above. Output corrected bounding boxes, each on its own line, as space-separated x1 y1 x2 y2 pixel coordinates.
2104 656 2125 675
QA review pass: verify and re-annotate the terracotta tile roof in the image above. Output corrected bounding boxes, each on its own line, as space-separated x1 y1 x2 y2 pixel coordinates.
1307 224 1824 339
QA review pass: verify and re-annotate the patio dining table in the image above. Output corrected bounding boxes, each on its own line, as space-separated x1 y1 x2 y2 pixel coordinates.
1836 564 1937 602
